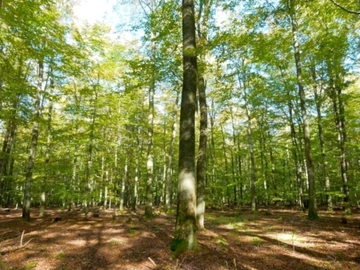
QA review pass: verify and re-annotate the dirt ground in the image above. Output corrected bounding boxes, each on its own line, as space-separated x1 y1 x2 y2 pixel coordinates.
0 206 359 270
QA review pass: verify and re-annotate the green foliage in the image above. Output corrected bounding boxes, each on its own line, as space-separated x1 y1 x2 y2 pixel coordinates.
0 0 358 227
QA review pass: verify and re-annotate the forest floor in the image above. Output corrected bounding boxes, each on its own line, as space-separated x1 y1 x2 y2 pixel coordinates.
0 206 359 270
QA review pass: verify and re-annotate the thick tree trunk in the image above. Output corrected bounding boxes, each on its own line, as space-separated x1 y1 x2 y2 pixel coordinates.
196 77 207 229
289 5 318 219
173 0 197 253
23 59 43 221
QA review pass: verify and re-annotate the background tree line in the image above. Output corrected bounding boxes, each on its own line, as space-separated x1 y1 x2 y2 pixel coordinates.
0 0 359 223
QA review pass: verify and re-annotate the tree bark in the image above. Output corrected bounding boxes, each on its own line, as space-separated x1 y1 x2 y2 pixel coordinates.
145 79 155 217
196 77 207 229
173 0 198 253
289 2 318 219
40 86 53 217
165 89 180 211
311 67 332 211
328 68 350 211
23 59 43 221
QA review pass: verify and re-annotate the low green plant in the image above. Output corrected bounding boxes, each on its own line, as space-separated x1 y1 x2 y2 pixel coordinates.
25 261 37 269
56 252 66 259
216 237 228 251
251 236 263 246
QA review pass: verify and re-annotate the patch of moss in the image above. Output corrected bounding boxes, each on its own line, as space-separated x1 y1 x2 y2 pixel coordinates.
170 237 198 258
56 252 66 259
25 261 37 269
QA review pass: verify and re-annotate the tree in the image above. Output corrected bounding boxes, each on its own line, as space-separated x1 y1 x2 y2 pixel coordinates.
287 0 318 219
172 0 198 253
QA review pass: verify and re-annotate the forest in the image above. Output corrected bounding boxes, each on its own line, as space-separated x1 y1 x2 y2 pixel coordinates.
0 0 360 269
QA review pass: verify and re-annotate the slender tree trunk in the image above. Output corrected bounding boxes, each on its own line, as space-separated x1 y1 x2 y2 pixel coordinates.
40 89 53 217
208 98 216 201
245 100 256 212
145 77 155 217
289 3 318 219
0 105 17 207
132 158 139 211
173 0 198 253
195 0 210 226
120 157 127 212
312 67 332 211
220 123 230 205
85 87 98 207
165 89 180 211
328 68 350 211
288 99 304 209
196 77 207 229
23 59 43 221
237 69 256 211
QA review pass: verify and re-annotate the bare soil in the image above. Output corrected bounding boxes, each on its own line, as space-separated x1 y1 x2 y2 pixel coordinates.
0 206 359 270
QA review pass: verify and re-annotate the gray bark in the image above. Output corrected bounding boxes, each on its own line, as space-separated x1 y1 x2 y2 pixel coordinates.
173 0 198 253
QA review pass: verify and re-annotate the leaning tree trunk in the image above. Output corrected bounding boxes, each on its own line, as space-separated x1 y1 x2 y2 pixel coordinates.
172 0 198 254
289 3 318 219
23 59 43 221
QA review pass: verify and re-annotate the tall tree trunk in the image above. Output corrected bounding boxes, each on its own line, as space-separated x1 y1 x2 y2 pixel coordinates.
220 123 230 205
120 157 127 212
196 77 207 229
173 0 198 253
195 0 210 228
288 98 304 209
165 89 180 211
0 96 17 207
40 76 54 217
311 67 332 211
23 59 43 221
145 78 155 217
328 66 350 212
289 3 318 219
208 98 216 201
236 69 256 212
85 86 98 207
245 98 256 212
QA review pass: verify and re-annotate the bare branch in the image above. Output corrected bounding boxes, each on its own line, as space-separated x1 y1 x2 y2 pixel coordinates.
328 0 360 15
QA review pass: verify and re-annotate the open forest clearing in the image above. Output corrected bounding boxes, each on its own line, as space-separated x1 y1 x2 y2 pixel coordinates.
0 207 359 270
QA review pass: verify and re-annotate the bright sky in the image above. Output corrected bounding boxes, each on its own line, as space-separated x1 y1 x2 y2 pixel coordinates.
73 0 118 25
73 0 142 43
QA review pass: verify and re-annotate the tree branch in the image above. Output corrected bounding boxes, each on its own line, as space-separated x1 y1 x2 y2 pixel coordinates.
328 0 360 15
